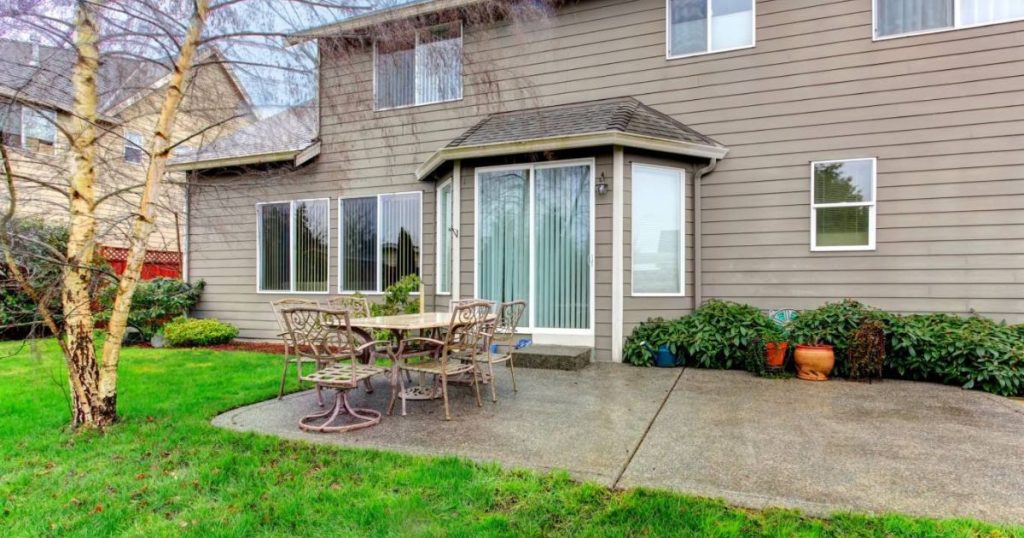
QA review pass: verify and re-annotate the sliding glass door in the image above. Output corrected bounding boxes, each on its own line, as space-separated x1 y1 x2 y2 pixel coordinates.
476 160 593 332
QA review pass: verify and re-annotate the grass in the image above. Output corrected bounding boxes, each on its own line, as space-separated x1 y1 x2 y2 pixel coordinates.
0 339 1021 537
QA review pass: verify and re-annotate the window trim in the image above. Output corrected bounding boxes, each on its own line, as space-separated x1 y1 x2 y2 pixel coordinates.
124 130 144 164
436 179 453 296
630 163 687 297
337 191 424 294
255 198 332 294
473 158 596 336
872 0 1024 40
665 0 757 60
809 158 877 252
372 21 464 111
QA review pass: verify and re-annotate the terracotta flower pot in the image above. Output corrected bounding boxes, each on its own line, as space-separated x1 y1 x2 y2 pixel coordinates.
765 341 789 368
794 344 835 381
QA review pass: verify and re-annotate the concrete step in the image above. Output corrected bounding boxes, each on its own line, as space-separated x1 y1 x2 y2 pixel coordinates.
512 344 591 371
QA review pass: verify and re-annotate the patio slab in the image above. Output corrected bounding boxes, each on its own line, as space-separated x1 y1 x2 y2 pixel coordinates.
213 363 680 485
213 365 1024 525
619 369 1024 524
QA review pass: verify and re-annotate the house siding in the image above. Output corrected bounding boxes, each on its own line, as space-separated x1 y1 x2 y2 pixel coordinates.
188 0 1024 348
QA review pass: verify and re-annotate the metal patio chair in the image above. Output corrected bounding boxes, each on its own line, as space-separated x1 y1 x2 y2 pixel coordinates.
388 301 490 420
473 300 526 402
326 295 372 318
271 298 320 400
282 307 392 433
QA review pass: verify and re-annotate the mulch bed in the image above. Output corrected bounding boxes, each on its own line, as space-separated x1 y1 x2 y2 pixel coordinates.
132 341 286 354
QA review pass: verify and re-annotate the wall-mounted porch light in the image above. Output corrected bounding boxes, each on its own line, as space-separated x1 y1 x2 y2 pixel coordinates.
596 172 609 195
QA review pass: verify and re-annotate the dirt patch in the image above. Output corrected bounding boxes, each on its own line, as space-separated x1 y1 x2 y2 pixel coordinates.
130 341 286 354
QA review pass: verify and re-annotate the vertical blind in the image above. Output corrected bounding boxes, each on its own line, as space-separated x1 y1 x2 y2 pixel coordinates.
478 169 531 327
341 197 378 292
632 165 683 295
437 182 453 294
534 165 591 330
294 199 330 292
876 0 953 36
374 22 461 109
258 202 291 291
380 193 421 289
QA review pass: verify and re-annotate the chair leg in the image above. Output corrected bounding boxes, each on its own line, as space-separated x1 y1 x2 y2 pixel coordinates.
316 382 324 407
488 360 497 403
470 364 483 408
278 348 290 400
399 369 409 417
509 356 518 392
441 372 451 421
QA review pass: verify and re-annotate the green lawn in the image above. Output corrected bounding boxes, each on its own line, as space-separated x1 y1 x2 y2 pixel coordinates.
0 339 1020 537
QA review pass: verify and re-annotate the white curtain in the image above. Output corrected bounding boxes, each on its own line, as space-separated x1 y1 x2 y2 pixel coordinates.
876 0 953 36
534 165 591 330
478 169 530 326
416 35 462 105
711 0 754 51
961 0 1024 25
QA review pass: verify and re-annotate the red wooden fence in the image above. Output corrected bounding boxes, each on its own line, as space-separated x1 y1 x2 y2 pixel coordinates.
99 246 182 280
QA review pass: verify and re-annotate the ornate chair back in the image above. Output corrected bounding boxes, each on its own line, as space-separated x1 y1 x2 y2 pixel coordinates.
448 298 496 312
441 301 491 361
282 308 362 382
490 300 526 348
326 296 372 318
270 298 320 346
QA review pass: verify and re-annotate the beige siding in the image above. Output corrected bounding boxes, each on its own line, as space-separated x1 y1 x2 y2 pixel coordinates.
190 0 1024 347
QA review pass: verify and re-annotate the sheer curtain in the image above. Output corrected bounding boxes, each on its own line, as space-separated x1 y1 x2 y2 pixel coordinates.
534 165 591 330
711 0 754 51
876 0 953 36
258 203 290 291
293 199 329 292
416 23 462 105
670 0 708 56
961 0 1024 25
478 170 530 326
341 197 377 291
375 46 415 109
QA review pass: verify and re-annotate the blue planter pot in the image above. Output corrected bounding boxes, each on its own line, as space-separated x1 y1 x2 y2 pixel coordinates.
654 344 677 368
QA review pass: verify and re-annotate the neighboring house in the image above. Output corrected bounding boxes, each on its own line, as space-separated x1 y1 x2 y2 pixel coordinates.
185 0 1024 361
0 39 253 259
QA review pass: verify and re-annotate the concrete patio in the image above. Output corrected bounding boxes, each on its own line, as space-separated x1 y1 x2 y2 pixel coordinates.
213 364 1024 525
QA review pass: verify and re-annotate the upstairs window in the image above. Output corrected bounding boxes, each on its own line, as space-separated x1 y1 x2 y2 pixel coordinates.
810 159 876 251
374 21 462 110
257 199 330 293
1 103 55 154
668 0 754 58
124 130 144 164
875 0 1024 38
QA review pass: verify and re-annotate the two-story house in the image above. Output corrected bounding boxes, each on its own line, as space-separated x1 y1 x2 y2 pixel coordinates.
1 39 253 270
184 0 1024 362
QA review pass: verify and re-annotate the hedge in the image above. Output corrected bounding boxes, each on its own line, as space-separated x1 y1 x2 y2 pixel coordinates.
163 317 238 347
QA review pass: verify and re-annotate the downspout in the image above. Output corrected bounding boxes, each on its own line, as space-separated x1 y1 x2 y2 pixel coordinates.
182 170 192 284
693 158 718 310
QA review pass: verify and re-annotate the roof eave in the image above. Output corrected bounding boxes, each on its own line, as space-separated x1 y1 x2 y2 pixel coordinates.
168 141 320 172
288 0 484 44
414 131 729 180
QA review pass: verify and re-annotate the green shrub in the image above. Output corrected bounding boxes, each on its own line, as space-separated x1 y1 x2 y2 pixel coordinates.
885 314 1024 396
370 274 421 317
787 299 877 377
163 317 238 347
622 318 678 366
1 219 70 339
97 278 204 340
678 300 777 369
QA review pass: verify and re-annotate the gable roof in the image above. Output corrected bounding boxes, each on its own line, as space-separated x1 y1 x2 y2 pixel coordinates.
0 39 251 120
168 103 319 171
416 97 727 179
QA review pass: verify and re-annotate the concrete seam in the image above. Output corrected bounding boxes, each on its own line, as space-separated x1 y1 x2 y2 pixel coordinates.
612 367 685 489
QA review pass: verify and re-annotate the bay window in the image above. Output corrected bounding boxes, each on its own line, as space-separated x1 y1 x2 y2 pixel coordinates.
257 199 330 293
810 159 877 251
436 181 453 295
875 0 1024 38
339 192 422 292
668 0 755 58
632 164 685 295
374 21 462 110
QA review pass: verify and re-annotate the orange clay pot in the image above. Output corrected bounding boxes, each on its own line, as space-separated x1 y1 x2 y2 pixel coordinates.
794 344 835 381
765 342 789 368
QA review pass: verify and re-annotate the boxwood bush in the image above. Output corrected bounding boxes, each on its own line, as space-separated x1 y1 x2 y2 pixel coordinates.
163 317 238 347
97 278 204 340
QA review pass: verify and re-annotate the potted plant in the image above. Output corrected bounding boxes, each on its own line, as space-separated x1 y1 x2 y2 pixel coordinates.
792 332 835 381
762 325 788 368
622 318 681 367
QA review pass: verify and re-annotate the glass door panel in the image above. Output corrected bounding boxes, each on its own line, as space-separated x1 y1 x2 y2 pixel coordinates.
533 165 591 329
478 169 530 326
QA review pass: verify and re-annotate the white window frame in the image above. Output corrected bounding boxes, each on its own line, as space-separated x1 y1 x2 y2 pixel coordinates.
873 0 1024 40
19 106 56 150
473 158 596 336
436 179 453 296
665 0 757 60
124 130 144 164
255 198 331 294
630 163 686 297
372 21 464 111
337 191 424 295
809 158 877 252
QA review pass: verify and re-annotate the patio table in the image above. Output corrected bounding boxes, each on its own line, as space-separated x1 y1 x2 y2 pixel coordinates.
346 312 493 402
